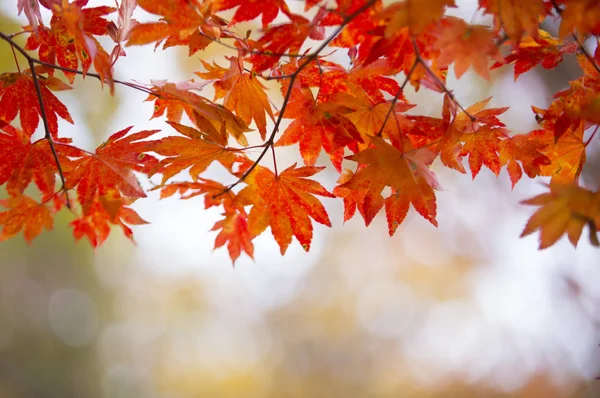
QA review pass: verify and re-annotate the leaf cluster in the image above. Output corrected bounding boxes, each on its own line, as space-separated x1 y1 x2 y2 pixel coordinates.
2 0 600 262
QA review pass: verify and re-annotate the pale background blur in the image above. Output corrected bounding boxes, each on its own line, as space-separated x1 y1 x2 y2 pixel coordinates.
0 1 599 397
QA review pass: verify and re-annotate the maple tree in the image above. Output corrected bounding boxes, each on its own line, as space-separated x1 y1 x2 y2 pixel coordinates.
1 0 600 262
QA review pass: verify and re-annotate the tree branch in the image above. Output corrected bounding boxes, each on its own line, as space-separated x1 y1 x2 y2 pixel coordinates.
28 58 71 208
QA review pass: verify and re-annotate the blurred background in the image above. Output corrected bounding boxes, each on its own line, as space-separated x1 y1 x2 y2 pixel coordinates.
0 1 599 397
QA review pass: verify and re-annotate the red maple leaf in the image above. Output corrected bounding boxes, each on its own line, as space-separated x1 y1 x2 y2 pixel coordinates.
0 70 73 138
62 126 159 215
214 0 291 27
0 194 53 243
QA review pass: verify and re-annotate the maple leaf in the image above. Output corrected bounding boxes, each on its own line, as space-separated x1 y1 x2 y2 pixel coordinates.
339 136 440 229
63 127 159 215
212 211 254 262
214 0 291 27
249 15 323 72
280 59 401 104
434 17 502 80
145 81 251 146
26 1 115 88
458 126 506 178
197 56 274 139
276 87 363 171
154 178 252 261
237 164 334 254
422 96 510 177
531 103 587 182
0 124 63 198
148 122 236 184
559 0 600 38
335 90 414 147
495 30 578 80
126 0 228 55
499 129 551 188
0 71 73 138
344 60 402 104
382 0 456 36
332 168 362 224
521 183 600 249
479 0 545 41
326 0 383 54
70 190 148 247
106 0 139 63
538 124 587 183
0 194 53 243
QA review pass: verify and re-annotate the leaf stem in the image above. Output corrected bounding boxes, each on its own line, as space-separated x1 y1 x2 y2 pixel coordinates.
10 44 21 73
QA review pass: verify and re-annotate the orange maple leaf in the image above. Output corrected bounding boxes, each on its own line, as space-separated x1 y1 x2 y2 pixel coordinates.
339 136 440 230
530 105 587 183
276 87 363 171
459 125 509 178
154 177 253 261
479 0 545 41
0 194 53 243
197 56 274 139
499 129 551 188
521 183 600 249
539 124 587 183
332 168 364 224
559 0 600 38
382 0 456 36
145 81 251 146
237 164 334 254
335 90 413 147
126 0 227 54
434 17 502 80
425 96 510 177
149 122 236 184
212 211 254 262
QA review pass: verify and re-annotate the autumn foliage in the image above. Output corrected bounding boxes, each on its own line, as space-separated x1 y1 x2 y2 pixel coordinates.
1 0 600 262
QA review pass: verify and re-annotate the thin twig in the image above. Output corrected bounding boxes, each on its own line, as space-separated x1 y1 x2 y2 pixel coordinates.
10 44 21 73
28 57 71 208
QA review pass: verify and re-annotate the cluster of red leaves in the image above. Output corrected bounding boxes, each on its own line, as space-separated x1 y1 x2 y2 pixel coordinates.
2 0 600 262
